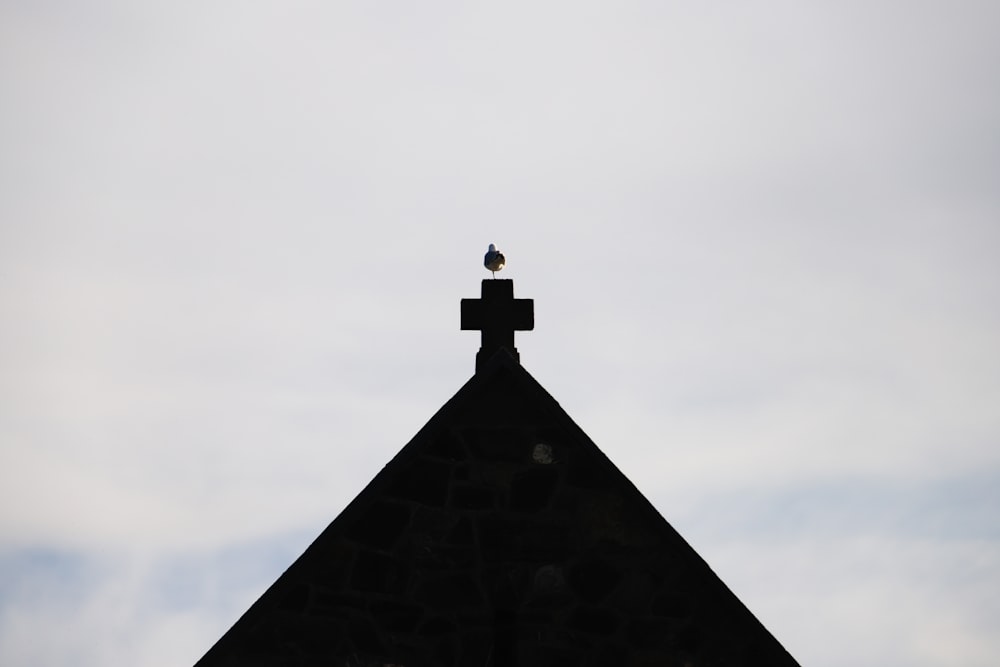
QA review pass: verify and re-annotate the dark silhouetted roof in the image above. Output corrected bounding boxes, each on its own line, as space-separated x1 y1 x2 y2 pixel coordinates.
196 344 799 666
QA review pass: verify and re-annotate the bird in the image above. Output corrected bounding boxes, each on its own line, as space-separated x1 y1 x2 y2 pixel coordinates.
484 243 505 277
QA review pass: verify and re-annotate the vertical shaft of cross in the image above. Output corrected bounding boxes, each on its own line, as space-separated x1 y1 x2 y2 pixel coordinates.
461 279 534 373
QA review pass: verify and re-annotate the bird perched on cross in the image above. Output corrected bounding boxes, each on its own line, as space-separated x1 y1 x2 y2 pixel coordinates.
484 243 505 277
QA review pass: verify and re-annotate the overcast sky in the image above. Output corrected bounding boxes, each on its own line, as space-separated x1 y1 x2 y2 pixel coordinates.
2 2 999 665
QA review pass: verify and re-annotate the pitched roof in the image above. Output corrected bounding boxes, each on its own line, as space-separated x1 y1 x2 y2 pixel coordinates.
196 350 799 667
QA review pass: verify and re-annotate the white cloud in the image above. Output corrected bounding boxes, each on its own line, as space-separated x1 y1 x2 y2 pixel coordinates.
2 1 999 665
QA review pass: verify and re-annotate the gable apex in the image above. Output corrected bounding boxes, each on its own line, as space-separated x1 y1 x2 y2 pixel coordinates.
196 352 799 667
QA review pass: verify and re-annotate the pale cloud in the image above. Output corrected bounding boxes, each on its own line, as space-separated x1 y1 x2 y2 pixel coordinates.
2 1 999 665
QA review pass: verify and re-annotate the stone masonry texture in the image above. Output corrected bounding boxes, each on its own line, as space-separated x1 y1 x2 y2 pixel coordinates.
195 351 800 667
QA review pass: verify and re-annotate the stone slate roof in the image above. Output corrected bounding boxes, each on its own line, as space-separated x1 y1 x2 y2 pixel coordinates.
196 350 799 667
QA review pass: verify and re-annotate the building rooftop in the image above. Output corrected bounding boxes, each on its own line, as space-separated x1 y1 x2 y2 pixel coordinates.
195 279 799 667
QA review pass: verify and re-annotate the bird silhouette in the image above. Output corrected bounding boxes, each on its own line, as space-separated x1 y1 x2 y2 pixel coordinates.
484 243 505 277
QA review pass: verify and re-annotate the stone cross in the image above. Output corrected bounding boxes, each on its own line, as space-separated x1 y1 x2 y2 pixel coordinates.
461 279 534 373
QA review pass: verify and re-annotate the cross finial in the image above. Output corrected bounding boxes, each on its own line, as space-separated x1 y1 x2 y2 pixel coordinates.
461 279 534 373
